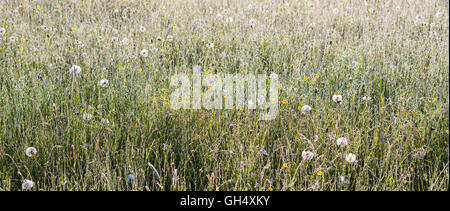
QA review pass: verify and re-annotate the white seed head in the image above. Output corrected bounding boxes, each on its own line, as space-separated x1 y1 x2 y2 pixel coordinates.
301 105 312 114
99 79 109 88
0 27 6 36
302 151 315 160
140 49 148 57
346 153 357 163
69 65 82 74
25 147 37 157
22 180 34 190
166 34 174 42
336 137 348 147
332 94 343 103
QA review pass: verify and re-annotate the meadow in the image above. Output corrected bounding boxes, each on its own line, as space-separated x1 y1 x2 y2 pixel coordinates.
0 0 448 191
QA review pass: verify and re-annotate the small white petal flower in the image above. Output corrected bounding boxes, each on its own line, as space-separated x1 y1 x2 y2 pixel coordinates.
99 79 109 88
302 151 315 160
140 49 148 57
346 153 357 163
166 34 174 42
22 180 34 190
207 42 214 48
25 147 37 157
301 105 312 114
69 65 81 74
332 94 343 103
336 137 348 147
139 26 146 32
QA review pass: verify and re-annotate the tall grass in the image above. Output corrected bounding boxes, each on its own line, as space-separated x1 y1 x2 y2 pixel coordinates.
0 0 448 191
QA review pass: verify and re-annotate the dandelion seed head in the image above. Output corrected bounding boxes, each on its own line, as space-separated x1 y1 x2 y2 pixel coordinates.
301 105 312 114
332 94 343 103
126 174 134 183
82 113 92 120
22 180 34 190
336 137 348 147
345 153 357 163
166 34 174 42
302 151 314 160
25 147 37 157
140 49 148 57
99 79 109 88
69 65 81 74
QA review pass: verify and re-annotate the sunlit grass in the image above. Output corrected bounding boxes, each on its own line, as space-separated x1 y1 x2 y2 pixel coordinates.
0 0 448 191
